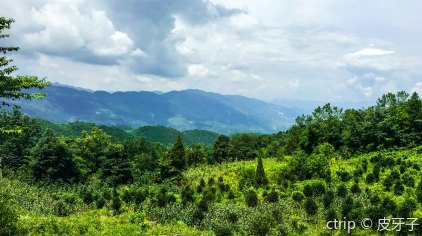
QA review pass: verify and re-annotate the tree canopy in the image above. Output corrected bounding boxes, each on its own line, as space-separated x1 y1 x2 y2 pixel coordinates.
0 17 50 108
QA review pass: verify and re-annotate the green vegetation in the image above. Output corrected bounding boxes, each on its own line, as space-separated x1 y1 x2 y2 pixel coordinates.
1 17 422 235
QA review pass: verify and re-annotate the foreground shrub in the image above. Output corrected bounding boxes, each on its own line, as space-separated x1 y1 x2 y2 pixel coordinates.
292 191 305 202
249 213 273 236
304 198 318 216
245 189 258 207
265 189 279 203
0 194 18 236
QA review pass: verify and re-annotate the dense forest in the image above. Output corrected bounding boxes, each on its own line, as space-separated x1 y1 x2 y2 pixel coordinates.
1 16 422 236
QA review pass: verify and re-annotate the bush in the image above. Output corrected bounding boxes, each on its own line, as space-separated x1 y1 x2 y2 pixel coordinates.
383 175 394 191
96 196 106 209
393 181 405 195
167 192 177 204
341 196 354 217
336 168 352 182
0 194 18 236
292 191 305 202
198 198 209 212
245 189 259 207
365 173 375 184
227 212 238 223
192 209 205 225
336 184 348 198
398 198 417 218
227 190 236 200
212 223 233 236
197 178 206 193
304 198 318 216
350 183 361 194
265 189 279 203
417 179 422 203
303 184 313 197
326 208 337 222
181 186 195 205
156 187 168 207
133 188 147 205
249 213 273 236
322 190 335 209
402 173 415 187
111 189 122 214
381 197 397 216
312 181 326 196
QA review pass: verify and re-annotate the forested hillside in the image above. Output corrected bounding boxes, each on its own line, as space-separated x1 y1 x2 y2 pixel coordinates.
11 85 301 134
34 119 219 146
1 91 422 235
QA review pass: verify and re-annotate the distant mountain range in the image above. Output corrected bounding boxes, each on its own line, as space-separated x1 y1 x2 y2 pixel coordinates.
13 85 302 134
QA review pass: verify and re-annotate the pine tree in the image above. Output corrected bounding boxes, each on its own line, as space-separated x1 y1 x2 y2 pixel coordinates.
169 134 186 171
255 154 268 187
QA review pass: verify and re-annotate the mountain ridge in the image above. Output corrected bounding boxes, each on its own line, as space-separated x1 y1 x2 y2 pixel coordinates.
12 85 302 134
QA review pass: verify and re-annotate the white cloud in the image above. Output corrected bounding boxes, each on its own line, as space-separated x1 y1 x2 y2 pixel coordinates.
347 77 373 97
188 64 209 77
411 82 422 95
348 48 394 58
2 0 422 102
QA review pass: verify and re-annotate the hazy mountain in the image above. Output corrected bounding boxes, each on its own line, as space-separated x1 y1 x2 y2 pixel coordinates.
13 85 302 134
270 98 374 114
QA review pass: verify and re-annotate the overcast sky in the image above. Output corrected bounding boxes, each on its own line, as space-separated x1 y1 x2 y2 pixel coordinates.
1 0 422 102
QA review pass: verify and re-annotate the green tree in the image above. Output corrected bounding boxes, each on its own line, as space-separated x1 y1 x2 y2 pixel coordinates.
255 154 268 187
159 135 186 179
101 144 133 185
74 127 111 176
0 17 50 109
169 134 186 171
32 130 79 182
212 135 231 163
0 109 42 170
230 134 258 161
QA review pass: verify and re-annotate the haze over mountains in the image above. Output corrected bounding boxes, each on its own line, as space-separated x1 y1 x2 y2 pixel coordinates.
14 85 302 134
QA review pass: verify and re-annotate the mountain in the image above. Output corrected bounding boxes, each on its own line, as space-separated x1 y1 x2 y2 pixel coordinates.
271 98 373 114
13 85 302 134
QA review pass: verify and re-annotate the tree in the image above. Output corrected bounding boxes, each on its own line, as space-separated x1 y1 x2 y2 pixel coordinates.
212 135 231 163
0 17 50 109
0 109 42 170
101 144 133 186
32 130 79 182
160 135 186 179
169 134 186 171
74 127 111 175
255 154 268 187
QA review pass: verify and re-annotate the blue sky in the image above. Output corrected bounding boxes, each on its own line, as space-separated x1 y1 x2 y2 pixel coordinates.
1 0 422 102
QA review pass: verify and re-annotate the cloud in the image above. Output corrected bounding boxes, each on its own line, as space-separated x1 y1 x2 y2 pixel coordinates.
412 82 422 95
348 48 394 57
1 0 422 102
2 0 242 77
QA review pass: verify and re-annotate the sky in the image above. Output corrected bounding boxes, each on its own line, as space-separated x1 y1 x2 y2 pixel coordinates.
1 0 422 103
